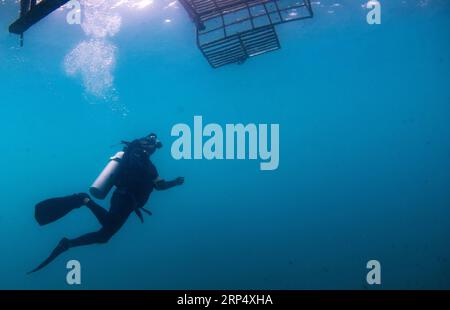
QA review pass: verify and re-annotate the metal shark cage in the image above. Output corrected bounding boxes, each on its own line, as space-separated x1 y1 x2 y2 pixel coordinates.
179 0 313 68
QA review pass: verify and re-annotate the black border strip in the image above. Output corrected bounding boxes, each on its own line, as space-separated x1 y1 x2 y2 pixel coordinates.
1 290 450 306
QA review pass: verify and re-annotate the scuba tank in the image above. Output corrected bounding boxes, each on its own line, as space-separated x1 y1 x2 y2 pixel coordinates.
89 134 161 200
89 151 124 199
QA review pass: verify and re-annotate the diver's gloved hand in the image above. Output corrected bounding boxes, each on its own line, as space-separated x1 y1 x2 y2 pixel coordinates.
154 177 184 190
175 177 184 186
76 193 91 205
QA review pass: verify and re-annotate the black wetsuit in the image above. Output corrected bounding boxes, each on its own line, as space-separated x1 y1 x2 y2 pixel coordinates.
70 158 159 247
29 141 183 273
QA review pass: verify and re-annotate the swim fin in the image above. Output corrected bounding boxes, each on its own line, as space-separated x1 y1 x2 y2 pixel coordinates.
34 193 89 226
28 238 70 274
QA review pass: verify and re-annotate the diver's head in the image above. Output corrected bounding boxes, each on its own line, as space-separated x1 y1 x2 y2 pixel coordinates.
138 133 162 156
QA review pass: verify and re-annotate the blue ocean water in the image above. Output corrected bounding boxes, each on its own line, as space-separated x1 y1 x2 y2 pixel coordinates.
0 0 449 289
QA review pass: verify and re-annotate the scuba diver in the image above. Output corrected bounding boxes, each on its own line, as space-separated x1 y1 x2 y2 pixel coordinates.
29 133 184 273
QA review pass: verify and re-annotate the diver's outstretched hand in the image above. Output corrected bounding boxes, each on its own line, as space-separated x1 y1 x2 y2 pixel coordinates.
175 177 184 185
